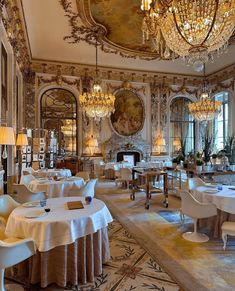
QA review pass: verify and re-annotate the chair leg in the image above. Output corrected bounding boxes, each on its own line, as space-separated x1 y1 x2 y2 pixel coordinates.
0 269 6 291
222 232 227 250
182 218 209 243
179 209 185 224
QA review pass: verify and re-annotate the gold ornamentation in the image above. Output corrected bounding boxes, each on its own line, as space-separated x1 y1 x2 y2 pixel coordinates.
142 0 235 71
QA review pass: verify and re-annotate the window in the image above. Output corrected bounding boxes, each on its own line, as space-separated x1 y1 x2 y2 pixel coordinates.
1 44 7 121
213 92 229 151
170 97 195 155
41 88 77 156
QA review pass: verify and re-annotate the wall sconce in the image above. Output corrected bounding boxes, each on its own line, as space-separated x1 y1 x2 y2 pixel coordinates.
0 126 15 193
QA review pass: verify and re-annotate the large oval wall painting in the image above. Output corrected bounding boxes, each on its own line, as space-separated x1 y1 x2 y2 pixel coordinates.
110 89 144 136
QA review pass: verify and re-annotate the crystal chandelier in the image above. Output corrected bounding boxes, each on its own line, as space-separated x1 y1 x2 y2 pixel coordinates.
141 0 235 71
79 41 115 120
188 66 222 121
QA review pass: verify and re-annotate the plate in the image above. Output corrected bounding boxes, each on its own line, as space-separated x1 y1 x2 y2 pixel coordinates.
205 184 217 188
205 189 218 194
25 210 47 218
22 201 40 208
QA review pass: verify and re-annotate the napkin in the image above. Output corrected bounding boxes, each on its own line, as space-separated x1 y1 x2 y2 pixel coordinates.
67 201 84 210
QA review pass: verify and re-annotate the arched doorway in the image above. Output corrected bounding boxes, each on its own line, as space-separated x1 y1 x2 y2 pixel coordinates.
41 88 77 156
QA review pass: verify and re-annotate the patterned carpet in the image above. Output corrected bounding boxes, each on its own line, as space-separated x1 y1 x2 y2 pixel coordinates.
95 181 235 291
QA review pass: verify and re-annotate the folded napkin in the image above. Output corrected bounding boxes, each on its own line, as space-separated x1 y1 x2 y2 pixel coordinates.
67 201 84 210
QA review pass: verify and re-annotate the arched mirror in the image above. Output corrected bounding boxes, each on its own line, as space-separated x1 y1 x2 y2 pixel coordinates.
41 88 77 156
170 97 195 155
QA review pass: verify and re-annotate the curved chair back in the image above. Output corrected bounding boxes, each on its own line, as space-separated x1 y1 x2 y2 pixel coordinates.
188 177 205 191
120 168 132 181
69 179 97 197
0 195 19 220
12 184 46 203
180 190 217 219
20 173 36 185
76 171 90 182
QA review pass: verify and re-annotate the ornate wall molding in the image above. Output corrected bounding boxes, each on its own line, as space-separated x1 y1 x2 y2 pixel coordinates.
0 0 30 71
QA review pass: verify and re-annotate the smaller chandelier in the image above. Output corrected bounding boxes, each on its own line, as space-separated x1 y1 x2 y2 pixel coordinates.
79 41 115 120
188 66 222 121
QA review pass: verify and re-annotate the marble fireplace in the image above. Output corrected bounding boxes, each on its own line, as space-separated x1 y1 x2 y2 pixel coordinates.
104 134 151 164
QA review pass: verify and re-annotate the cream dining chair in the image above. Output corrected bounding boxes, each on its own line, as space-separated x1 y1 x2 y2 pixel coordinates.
0 237 36 291
12 184 46 203
188 177 206 191
69 179 97 198
180 190 217 242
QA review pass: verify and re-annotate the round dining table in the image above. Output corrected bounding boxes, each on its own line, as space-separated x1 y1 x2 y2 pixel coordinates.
28 176 85 198
5 196 113 287
34 168 72 178
191 185 235 237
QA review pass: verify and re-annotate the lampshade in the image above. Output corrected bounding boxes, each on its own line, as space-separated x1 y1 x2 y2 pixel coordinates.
87 136 98 148
155 136 166 146
16 133 28 146
0 126 15 145
173 139 181 147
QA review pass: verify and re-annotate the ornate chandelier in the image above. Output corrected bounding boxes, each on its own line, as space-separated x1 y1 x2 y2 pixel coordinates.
141 0 235 71
79 41 115 120
188 66 222 121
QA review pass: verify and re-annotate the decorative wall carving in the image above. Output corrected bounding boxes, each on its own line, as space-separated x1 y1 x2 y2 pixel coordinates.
0 0 30 71
24 70 36 128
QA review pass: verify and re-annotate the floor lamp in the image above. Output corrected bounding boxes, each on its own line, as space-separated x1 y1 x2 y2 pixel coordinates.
16 133 28 183
0 126 15 194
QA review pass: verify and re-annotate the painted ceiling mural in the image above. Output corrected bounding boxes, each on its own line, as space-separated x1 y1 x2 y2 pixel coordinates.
90 0 152 53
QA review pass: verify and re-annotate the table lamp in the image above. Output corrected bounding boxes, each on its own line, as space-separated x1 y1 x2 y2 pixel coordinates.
87 135 98 156
155 135 166 154
0 126 15 193
16 133 28 183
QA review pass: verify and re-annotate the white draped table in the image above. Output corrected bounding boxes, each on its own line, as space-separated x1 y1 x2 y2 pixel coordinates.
5 197 113 287
34 168 72 178
191 185 235 237
28 176 85 198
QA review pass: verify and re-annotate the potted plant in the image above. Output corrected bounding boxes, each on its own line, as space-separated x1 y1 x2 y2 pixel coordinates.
196 159 204 173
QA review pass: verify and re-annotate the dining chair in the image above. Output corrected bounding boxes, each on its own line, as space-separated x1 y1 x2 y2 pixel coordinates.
188 177 205 191
69 179 97 198
75 171 90 182
0 195 19 222
119 168 132 189
12 184 46 203
19 173 36 185
0 237 36 291
179 190 217 242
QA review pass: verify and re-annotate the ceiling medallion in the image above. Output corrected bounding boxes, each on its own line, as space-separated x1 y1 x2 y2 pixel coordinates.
79 39 115 121
188 65 222 121
141 0 235 71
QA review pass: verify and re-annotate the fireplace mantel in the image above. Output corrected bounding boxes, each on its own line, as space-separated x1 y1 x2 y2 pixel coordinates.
104 133 151 162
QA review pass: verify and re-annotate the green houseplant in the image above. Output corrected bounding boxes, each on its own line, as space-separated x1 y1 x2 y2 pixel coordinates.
202 129 214 165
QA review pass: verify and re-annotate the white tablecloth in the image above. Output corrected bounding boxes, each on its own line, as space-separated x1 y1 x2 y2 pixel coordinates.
5 197 113 252
35 169 72 178
104 162 132 170
191 185 235 214
28 177 85 198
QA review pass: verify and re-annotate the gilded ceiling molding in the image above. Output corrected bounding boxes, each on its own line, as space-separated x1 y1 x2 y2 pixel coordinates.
60 0 174 61
31 60 203 87
106 81 147 95
0 0 30 71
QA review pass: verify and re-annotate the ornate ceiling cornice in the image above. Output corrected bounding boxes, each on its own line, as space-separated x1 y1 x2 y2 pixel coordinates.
31 59 203 87
0 0 31 72
60 0 176 61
